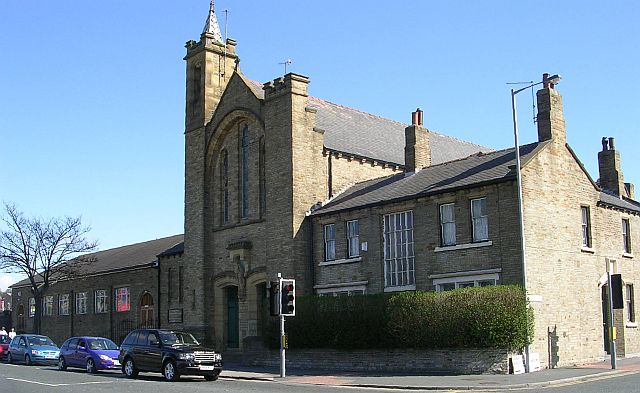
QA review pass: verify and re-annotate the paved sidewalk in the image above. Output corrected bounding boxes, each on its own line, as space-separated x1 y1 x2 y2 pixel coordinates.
219 356 640 390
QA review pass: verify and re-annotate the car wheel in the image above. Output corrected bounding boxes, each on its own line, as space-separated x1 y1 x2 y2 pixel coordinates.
86 358 96 374
58 356 67 371
123 357 138 378
7 352 13 364
25 354 32 366
162 360 180 382
204 374 218 381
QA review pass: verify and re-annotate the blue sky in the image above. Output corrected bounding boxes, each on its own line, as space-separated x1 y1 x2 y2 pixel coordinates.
1 1 639 290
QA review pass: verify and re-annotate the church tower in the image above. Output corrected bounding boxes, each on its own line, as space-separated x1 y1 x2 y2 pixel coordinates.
184 1 237 131
182 1 237 340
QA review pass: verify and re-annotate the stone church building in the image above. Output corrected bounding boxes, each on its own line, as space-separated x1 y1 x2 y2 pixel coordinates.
12 3 640 368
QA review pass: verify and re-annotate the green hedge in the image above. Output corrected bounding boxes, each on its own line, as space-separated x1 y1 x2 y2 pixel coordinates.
264 285 532 351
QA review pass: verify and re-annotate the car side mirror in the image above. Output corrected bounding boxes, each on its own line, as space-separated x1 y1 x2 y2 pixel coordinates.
79 346 86 351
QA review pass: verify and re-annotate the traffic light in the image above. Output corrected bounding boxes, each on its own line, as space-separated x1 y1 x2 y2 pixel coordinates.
269 281 280 316
280 279 295 316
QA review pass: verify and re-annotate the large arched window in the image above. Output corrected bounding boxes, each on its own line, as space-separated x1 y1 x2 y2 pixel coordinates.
241 126 249 218
222 150 229 224
259 136 266 216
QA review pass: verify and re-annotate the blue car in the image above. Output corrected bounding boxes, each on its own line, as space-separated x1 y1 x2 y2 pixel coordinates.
7 334 60 366
58 336 120 373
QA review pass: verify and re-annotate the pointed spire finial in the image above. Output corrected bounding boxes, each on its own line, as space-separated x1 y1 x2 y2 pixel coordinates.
203 0 223 43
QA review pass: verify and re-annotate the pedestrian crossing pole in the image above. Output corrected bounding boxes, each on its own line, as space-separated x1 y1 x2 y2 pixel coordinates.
277 273 286 378
607 271 617 369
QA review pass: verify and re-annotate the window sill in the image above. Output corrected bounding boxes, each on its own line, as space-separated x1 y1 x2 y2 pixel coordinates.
623 253 634 259
434 241 492 253
384 285 416 293
626 322 638 328
581 246 596 254
319 256 362 266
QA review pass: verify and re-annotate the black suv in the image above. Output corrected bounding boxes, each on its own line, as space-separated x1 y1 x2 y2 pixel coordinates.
118 329 222 381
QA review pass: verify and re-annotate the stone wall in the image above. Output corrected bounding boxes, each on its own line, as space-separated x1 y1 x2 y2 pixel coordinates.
242 338 509 374
11 266 158 346
312 181 522 294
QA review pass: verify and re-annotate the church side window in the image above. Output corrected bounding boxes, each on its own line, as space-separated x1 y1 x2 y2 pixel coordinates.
115 287 130 312
43 296 53 316
95 290 107 313
241 126 249 218
59 294 70 315
222 150 229 223
259 136 266 216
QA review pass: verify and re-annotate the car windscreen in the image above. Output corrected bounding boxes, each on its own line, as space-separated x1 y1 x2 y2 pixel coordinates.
0 335 9 344
159 332 199 346
28 336 55 347
88 338 118 350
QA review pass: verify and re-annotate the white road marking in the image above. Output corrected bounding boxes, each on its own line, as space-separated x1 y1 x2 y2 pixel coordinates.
6 377 138 387
6 378 57 387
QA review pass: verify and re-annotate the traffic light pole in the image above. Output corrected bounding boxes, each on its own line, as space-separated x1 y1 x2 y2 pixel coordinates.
280 313 286 377
277 273 286 378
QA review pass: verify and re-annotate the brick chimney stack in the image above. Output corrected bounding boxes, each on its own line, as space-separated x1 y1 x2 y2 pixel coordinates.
598 136 628 198
536 73 566 144
405 108 430 173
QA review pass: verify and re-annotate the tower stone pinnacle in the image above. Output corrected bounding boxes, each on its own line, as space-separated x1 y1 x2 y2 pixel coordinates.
202 1 223 43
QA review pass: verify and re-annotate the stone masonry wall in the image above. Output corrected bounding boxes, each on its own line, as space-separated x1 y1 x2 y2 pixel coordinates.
12 266 158 347
243 338 510 374
313 181 522 294
522 141 640 367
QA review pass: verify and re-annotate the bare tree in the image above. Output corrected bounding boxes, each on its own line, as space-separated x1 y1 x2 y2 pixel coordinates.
0 203 98 334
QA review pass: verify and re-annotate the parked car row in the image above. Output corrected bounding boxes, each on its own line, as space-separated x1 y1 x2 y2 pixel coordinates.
2 329 223 382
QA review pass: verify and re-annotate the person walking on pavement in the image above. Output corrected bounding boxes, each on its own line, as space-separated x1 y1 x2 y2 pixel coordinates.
0 326 7 336
8 328 16 339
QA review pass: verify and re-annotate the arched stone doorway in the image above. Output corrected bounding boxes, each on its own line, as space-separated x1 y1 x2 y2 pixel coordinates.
139 292 155 328
226 286 239 348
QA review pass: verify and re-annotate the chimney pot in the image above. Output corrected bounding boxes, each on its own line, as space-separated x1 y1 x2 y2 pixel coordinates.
411 111 418 126
602 137 609 151
608 137 615 150
417 108 423 126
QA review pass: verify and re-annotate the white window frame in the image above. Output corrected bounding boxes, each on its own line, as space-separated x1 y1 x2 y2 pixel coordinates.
59 294 70 316
627 284 635 323
383 210 415 291
471 197 488 242
28 298 35 317
623 218 631 254
43 296 53 316
581 206 591 248
347 220 360 258
76 292 87 314
439 203 456 246
315 281 368 297
431 270 500 292
323 224 336 261
95 289 107 313
115 287 130 312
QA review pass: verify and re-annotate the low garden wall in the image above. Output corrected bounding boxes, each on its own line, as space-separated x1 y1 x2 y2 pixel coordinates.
243 338 510 374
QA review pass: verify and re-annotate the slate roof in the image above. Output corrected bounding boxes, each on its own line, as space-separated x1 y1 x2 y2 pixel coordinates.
246 79 490 165
311 143 542 216
10 234 184 288
158 241 185 257
598 191 640 214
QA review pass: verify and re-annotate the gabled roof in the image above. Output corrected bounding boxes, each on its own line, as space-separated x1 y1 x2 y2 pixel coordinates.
245 79 489 166
598 191 640 214
10 234 184 288
311 143 541 216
